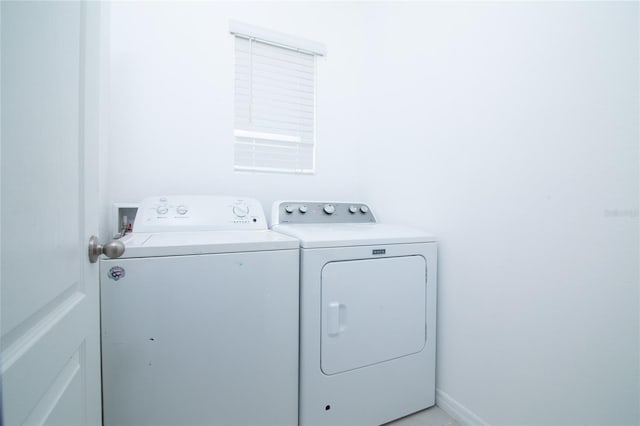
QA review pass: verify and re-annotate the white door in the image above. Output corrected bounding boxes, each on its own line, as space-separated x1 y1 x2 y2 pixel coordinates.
1 2 103 425
321 256 427 375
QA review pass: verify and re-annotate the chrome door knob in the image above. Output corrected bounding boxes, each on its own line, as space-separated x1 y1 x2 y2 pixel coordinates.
88 235 125 263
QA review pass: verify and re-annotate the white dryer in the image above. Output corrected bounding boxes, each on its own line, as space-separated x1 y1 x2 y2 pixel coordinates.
100 195 299 426
271 201 438 426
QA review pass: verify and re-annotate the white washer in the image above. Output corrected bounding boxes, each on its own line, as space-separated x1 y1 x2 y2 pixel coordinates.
100 195 299 426
271 201 438 426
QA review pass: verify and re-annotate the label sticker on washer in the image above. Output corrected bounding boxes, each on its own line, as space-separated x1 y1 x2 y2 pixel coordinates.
372 249 386 255
108 266 126 281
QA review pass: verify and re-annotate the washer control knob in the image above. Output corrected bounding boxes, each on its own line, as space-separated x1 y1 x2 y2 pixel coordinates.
349 205 358 214
299 205 308 214
233 204 249 217
323 204 336 215
156 206 169 215
285 205 295 214
360 205 369 214
176 205 188 215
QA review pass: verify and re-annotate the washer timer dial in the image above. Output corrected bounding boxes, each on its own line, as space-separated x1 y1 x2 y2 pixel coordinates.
233 203 250 218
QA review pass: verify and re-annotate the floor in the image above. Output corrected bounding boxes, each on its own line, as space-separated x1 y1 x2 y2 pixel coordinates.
385 405 459 426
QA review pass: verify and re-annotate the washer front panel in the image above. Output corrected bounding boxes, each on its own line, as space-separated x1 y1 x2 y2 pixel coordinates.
321 256 426 375
100 249 300 426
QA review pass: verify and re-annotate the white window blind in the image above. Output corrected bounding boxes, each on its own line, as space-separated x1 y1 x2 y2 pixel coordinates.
231 23 325 174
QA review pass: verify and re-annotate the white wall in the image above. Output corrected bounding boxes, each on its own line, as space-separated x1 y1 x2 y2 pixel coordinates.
107 2 639 425
108 1 372 224
358 2 639 425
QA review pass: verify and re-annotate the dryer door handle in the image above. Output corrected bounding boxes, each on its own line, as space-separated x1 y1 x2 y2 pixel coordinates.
327 302 347 336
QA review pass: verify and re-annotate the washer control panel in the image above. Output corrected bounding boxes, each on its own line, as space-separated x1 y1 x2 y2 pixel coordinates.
134 195 266 232
273 201 376 225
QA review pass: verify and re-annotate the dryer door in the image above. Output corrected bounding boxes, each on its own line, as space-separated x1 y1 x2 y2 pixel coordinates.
321 255 426 375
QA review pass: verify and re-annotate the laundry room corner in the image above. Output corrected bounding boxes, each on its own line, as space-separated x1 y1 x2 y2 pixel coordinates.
100 1 639 425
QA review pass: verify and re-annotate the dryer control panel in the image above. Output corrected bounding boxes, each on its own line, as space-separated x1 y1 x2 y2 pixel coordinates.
134 195 266 232
272 201 376 225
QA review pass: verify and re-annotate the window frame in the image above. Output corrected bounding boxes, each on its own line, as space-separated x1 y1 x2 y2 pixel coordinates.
230 21 326 175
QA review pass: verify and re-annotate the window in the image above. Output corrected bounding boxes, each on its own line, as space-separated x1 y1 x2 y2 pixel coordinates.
230 21 326 174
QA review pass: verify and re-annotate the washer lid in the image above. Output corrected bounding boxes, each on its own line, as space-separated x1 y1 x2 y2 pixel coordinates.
271 223 436 248
116 230 299 258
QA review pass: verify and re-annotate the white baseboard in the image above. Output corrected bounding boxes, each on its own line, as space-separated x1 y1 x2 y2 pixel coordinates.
436 388 489 426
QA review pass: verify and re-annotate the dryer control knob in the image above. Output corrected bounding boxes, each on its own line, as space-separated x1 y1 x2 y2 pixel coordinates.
176 205 188 215
285 205 295 214
349 205 358 214
299 205 308 214
360 205 369 214
156 206 169 215
323 204 336 215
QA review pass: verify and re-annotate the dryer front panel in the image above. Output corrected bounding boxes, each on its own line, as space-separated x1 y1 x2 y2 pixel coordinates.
320 255 426 375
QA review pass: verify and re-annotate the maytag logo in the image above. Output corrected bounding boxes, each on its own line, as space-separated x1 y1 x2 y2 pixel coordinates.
108 266 126 281
372 249 386 255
